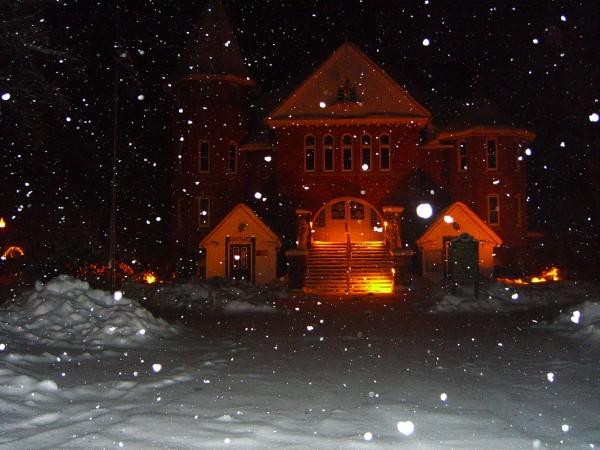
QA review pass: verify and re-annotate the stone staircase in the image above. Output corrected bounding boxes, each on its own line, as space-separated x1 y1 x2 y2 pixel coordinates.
305 241 394 295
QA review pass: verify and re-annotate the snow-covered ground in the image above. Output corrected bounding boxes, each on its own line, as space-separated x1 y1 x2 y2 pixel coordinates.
0 276 599 449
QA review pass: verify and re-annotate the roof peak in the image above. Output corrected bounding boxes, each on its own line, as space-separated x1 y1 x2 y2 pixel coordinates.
180 0 252 82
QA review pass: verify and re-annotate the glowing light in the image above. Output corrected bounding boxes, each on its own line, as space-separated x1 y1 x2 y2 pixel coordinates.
143 272 157 284
361 163 369 171
234 254 241 261
532 38 539 44
254 192 262 199
416 203 433 219
0 217 5 228
570 310 580 324
422 38 430 46
497 267 561 285
525 148 533 156
1 93 10 101
1 246 24 259
264 155 272 162
443 215 454 224
589 113 599 123
319 101 326 108
560 15 567 22
137 94 145 101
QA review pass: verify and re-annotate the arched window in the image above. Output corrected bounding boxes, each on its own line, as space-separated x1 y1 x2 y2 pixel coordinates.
304 134 316 171
227 141 238 173
379 134 391 170
342 134 353 171
323 134 334 171
360 134 371 171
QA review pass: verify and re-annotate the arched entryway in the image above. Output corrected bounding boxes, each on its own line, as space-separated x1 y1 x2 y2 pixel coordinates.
311 197 385 243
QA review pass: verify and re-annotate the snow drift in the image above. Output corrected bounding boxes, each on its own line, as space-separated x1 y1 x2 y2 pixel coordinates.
548 300 600 341
0 275 179 349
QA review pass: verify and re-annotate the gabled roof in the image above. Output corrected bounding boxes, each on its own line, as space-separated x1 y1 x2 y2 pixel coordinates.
417 202 502 247
199 203 280 246
266 42 431 126
179 0 252 84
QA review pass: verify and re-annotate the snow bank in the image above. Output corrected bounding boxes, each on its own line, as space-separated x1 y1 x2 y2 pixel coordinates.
124 278 286 314
547 301 600 341
0 275 179 349
429 280 600 314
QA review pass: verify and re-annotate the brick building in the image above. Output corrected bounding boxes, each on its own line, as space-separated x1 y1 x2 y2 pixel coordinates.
170 1 535 292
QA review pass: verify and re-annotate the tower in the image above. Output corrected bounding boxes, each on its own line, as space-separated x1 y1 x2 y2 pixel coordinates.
170 0 254 275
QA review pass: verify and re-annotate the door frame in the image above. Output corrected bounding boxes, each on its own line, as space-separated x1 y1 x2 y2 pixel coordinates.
225 236 256 284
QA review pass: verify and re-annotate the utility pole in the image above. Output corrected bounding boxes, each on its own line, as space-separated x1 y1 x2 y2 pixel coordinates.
109 63 119 290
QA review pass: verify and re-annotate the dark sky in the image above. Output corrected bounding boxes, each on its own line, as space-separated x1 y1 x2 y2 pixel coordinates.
1 0 598 272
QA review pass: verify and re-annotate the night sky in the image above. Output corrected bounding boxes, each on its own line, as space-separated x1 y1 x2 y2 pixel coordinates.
1 0 598 276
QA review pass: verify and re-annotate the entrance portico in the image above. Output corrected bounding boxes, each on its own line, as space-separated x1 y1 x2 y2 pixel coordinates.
311 197 385 243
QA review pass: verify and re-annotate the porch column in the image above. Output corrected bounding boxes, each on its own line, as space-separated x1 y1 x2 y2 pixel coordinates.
383 206 413 286
286 209 312 290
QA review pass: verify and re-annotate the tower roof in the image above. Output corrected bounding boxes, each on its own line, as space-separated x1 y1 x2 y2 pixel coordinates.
180 0 252 83
267 42 431 126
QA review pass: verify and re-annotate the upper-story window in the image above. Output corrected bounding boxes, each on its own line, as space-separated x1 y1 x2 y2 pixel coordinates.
360 134 372 171
323 134 334 171
198 140 209 173
513 142 522 171
342 134 353 171
458 141 467 172
197 197 210 228
337 79 358 103
304 134 316 171
379 134 391 170
487 194 500 225
227 142 238 173
486 139 497 170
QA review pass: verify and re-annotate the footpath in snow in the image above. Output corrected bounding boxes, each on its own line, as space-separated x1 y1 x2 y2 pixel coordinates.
0 275 598 449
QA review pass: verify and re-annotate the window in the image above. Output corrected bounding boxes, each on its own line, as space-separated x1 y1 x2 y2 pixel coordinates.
198 141 209 173
513 142 522 171
323 134 334 171
331 201 345 219
486 139 497 170
316 210 325 227
197 197 210 228
361 134 372 171
350 201 364 220
515 194 523 227
458 141 467 172
304 135 315 171
379 134 391 170
227 142 238 173
371 209 381 228
487 195 499 225
342 134 353 171
336 79 358 103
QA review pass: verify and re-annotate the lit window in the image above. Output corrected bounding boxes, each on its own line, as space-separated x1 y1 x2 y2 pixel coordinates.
487 195 499 225
305 135 315 171
370 209 381 228
197 197 210 228
379 134 391 170
342 134 353 171
486 139 497 170
458 141 467 172
323 134 334 171
198 141 209 173
361 134 371 171
227 142 238 173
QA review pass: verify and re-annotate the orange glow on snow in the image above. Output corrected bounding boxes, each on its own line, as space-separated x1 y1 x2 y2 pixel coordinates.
497 267 561 285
